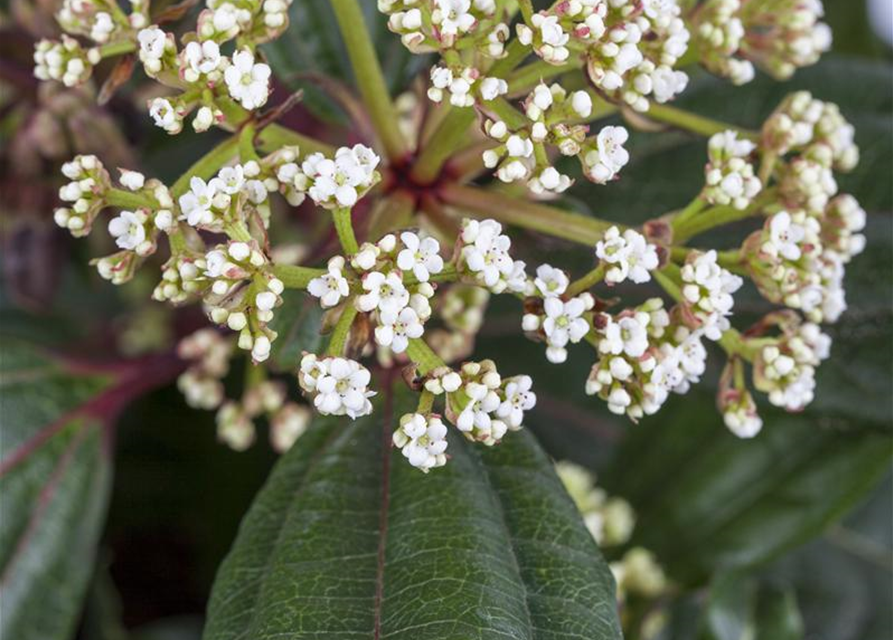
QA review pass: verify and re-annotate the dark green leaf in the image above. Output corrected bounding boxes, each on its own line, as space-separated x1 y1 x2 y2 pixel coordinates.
0 340 114 640
266 290 326 372
204 385 622 639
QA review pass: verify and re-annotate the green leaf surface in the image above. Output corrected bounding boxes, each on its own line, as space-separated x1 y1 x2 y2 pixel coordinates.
0 340 114 640
266 290 326 373
204 384 622 640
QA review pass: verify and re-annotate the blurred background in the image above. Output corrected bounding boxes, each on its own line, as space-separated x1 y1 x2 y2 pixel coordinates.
1 1 890 639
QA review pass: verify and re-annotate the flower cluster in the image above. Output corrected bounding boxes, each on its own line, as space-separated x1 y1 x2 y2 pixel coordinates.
393 413 449 472
595 226 660 285
202 241 285 362
276 144 381 209
680 250 744 341
176 329 311 452
742 92 863 323
482 83 606 193
457 218 530 294
702 130 762 210
519 0 691 111
423 360 537 446
556 461 635 547
35 0 287 134
693 0 831 84
178 162 270 232
298 355 376 419
380 0 511 107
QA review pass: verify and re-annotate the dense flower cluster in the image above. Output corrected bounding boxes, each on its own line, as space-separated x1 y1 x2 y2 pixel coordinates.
692 0 831 84
177 329 311 451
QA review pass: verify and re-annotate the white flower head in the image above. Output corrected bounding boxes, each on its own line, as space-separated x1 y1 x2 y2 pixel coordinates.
396 232 444 283
595 227 660 284
308 256 350 309
224 48 271 110
311 357 376 419
393 413 448 472
108 210 147 252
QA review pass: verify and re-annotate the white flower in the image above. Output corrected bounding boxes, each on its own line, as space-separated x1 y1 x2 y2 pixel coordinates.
375 307 424 353
585 126 630 183
543 296 591 363
496 376 536 428
216 164 245 195
178 176 217 227
680 250 743 340
138 26 167 65
108 210 146 251
393 413 448 472
396 232 444 283
595 227 660 284
724 406 763 438
307 256 350 308
600 314 650 359
184 40 221 79
304 145 380 208
356 271 409 315
224 49 271 110
534 264 568 298
435 0 475 35
313 357 375 419
766 210 806 261
149 97 181 134
460 219 515 290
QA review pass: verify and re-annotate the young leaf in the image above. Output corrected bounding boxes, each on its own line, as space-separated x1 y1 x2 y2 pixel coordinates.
0 341 113 640
204 385 623 639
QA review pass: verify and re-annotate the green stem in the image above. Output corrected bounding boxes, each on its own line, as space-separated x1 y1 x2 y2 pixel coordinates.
224 220 252 242
271 264 327 288
329 0 407 160
566 264 605 297
646 103 757 140
653 265 684 303
438 183 616 246
404 263 458 286
98 40 136 58
716 248 746 273
326 304 359 357
238 122 260 162
366 190 416 240
669 196 707 234
105 188 156 210
417 390 435 414
406 338 446 375
673 189 774 243
333 207 360 255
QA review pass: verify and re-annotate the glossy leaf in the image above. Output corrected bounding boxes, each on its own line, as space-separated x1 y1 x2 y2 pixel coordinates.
0 340 114 640
204 386 622 639
266 290 325 373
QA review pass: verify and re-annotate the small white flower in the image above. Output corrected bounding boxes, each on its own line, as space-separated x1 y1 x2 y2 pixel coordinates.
600 314 650 359
767 210 806 261
356 271 409 315
216 164 245 195
224 49 271 110
149 97 181 134
178 176 217 227
435 0 476 36
543 296 590 363
108 210 146 251
375 307 424 353
496 375 536 428
534 264 568 298
585 126 630 183
183 40 221 78
307 256 350 308
138 26 167 64
396 232 444 283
